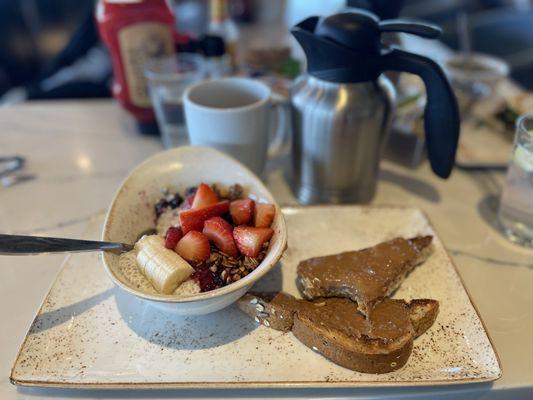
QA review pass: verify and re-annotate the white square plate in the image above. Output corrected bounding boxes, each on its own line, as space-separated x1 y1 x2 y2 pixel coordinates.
11 206 501 389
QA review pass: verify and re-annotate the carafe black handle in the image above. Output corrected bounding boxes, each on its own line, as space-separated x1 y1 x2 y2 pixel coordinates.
381 48 460 178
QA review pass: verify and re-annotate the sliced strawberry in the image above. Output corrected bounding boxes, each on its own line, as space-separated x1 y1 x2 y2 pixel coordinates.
233 226 274 257
230 198 255 225
191 183 219 209
178 193 195 211
175 231 210 263
164 226 183 249
254 203 275 228
179 200 229 233
203 217 238 257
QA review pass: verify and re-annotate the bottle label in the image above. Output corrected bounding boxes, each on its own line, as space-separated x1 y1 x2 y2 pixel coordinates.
118 22 174 108
210 0 227 22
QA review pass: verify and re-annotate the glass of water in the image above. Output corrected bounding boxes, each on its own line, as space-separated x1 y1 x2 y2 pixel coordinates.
498 114 533 247
446 53 509 119
145 53 206 148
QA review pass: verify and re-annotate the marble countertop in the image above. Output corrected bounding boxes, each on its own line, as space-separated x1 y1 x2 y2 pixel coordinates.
0 100 532 400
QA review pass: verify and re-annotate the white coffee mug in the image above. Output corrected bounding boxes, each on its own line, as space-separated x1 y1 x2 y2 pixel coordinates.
183 77 287 175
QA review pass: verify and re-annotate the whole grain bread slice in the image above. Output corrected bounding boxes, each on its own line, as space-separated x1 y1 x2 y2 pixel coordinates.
408 298 440 338
297 236 433 317
237 292 439 373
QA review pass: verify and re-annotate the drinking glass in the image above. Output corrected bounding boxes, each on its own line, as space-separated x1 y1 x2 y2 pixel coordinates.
446 53 509 119
145 53 206 148
498 114 533 247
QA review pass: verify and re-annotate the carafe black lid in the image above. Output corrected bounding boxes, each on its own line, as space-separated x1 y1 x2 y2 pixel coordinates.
291 10 440 82
315 11 382 54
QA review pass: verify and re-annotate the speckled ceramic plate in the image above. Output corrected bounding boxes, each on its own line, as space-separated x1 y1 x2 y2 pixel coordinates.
11 206 501 389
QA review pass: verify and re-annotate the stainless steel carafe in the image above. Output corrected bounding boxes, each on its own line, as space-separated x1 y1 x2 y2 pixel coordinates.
291 74 395 204
290 11 460 204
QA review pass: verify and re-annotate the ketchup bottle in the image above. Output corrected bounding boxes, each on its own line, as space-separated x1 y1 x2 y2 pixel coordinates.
96 0 175 134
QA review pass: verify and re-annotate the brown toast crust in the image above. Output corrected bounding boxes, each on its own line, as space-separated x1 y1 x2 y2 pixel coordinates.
237 292 439 373
408 299 440 338
238 292 298 331
297 236 433 316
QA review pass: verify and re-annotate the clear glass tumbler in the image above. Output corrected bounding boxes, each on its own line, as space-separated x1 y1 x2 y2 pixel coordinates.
498 114 533 247
446 52 509 119
145 53 206 148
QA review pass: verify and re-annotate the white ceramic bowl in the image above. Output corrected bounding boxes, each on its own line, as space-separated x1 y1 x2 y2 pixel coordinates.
102 146 287 315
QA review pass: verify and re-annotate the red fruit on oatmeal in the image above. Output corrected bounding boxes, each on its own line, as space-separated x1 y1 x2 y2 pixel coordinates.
192 267 217 292
191 183 219 209
233 226 274 257
179 200 229 233
175 231 210 263
203 217 238 257
229 198 255 225
179 193 195 210
164 226 183 249
254 203 275 228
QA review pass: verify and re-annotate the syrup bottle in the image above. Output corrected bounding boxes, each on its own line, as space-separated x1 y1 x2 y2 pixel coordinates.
96 0 175 134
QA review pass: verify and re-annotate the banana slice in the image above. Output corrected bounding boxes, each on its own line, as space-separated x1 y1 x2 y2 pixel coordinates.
134 235 194 294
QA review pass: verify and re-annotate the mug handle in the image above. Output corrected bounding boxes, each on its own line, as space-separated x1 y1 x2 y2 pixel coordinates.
268 92 290 158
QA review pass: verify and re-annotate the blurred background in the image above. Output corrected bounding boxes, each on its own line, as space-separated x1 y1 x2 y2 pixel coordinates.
0 0 532 103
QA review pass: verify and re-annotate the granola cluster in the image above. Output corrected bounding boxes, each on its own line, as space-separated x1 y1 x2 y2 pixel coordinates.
203 242 269 288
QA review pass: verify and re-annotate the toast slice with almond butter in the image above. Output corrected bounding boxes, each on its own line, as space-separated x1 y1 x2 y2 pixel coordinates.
238 292 439 373
296 236 433 317
408 298 440 338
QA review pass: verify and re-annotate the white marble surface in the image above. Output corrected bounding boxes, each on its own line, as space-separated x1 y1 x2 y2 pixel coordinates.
0 100 532 399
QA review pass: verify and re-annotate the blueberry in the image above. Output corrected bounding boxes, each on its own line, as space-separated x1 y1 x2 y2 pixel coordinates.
168 193 183 209
185 186 197 197
155 199 169 217
213 272 224 288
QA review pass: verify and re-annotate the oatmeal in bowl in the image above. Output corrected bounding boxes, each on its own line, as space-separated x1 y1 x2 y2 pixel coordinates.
102 147 287 315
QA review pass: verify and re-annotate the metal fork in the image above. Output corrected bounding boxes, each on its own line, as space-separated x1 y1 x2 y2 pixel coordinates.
0 234 133 255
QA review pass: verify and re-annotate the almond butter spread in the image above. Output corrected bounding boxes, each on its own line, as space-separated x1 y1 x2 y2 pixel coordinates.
297 298 412 342
297 236 432 308
270 292 299 310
